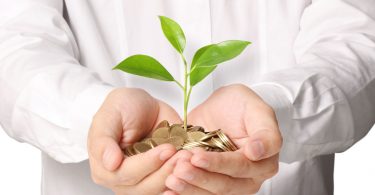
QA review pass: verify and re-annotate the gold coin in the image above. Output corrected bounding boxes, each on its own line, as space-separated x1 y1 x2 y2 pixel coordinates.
199 130 219 141
152 127 170 139
217 130 238 151
146 139 157 148
142 138 152 144
123 123 238 156
182 141 203 150
182 141 211 150
187 131 206 142
156 120 170 129
170 125 187 142
188 126 204 132
124 145 136 156
174 123 193 129
210 138 230 151
151 137 167 145
197 141 212 148
133 142 152 154
166 137 185 149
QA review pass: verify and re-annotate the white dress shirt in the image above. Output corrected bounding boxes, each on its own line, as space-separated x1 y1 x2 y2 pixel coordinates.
1 0 375 194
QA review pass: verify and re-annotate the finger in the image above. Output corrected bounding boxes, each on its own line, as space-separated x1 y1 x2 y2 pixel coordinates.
131 150 194 194
88 111 124 171
154 100 183 127
165 175 213 195
89 153 123 187
120 100 182 149
91 143 177 188
190 149 279 179
115 143 177 186
172 161 260 195
244 102 283 160
162 190 178 195
245 128 283 161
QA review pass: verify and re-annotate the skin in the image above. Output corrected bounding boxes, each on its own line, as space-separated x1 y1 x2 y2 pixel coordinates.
164 84 283 195
88 88 190 194
88 84 283 195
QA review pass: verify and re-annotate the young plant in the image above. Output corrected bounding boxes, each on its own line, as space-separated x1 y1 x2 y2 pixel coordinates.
113 16 250 131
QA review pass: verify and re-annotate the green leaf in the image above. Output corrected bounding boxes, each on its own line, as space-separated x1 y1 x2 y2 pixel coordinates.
190 65 217 86
191 44 215 69
113 54 174 81
192 40 251 68
190 44 216 86
158 16 186 54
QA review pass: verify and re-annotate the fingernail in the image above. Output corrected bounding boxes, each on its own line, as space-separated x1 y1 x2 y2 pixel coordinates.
160 149 174 161
250 140 265 160
192 157 209 168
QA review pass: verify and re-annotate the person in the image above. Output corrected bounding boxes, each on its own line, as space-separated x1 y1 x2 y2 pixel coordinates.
0 0 374 194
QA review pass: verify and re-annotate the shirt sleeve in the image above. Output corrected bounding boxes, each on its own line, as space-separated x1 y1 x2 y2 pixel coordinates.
0 0 115 163
251 0 375 163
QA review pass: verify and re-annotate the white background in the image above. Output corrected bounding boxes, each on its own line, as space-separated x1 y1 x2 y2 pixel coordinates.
0 125 374 195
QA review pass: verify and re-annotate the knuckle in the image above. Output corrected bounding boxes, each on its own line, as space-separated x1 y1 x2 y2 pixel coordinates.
118 175 139 186
251 183 262 194
91 173 103 185
113 188 134 195
229 83 248 90
216 185 232 195
213 179 234 195
269 161 279 176
214 154 227 168
244 180 261 194
240 179 260 194
179 163 194 175
264 105 276 116
263 161 279 178
232 156 251 177
274 133 283 150
215 83 247 95
175 150 193 160
233 164 246 177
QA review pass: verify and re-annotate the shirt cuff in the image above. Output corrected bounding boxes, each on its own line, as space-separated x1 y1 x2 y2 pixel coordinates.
250 83 293 162
66 83 115 163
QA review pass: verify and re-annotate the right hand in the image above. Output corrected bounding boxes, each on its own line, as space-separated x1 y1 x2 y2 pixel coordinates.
87 88 186 194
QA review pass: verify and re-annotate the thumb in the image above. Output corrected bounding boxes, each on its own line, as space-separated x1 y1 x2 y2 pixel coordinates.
153 100 183 127
243 98 283 161
243 129 283 161
88 111 124 172
102 137 123 171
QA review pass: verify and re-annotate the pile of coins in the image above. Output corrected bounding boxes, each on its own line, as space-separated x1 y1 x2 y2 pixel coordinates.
124 120 238 156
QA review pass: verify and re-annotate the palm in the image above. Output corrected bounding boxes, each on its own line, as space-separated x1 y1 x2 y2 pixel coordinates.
109 88 181 148
188 84 270 148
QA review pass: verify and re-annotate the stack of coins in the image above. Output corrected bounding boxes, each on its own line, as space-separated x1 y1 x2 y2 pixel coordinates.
124 120 238 156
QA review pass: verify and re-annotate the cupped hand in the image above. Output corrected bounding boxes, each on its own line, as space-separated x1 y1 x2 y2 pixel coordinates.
164 84 283 195
88 87 184 194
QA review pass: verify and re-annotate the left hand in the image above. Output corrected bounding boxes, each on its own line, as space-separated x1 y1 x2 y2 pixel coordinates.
164 84 283 195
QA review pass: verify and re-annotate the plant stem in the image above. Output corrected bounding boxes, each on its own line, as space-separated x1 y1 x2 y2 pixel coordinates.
181 54 189 131
186 87 192 111
173 80 184 90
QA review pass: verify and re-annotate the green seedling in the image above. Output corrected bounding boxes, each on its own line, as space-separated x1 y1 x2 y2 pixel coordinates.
113 16 250 131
